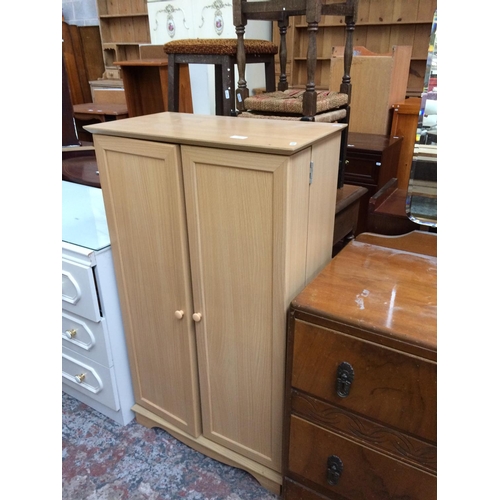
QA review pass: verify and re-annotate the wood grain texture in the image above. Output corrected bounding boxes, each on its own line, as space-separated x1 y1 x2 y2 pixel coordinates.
291 390 436 473
292 319 436 441
85 112 346 155
288 416 436 500
330 46 412 135
291 239 437 350
181 145 287 469
93 135 202 437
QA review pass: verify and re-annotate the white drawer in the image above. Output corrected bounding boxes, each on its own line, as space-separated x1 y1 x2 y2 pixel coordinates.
62 312 113 368
62 258 101 322
62 346 119 411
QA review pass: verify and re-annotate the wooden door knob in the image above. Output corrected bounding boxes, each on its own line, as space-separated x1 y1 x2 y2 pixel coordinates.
174 310 184 319
192 313 202 322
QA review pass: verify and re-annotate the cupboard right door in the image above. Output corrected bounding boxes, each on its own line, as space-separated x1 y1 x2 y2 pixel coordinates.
94 135 202 438
181 145 309 473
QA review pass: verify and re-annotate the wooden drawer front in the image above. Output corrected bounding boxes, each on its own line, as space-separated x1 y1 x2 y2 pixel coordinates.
288 415 437 500
62 346 119 411
62 258 101 322
283 477 331 500
292 320 436 442
344 157 379 186
62 312 112 368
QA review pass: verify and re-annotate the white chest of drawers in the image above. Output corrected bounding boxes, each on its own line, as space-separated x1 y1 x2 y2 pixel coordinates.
62 181 135 425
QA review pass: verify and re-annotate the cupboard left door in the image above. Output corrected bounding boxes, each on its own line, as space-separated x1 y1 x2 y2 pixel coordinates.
94 135 202 437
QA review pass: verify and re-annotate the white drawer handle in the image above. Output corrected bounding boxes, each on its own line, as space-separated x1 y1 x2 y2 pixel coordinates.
174 310 184 319
65 329 77 339
192 313 202 322
74 373 86 384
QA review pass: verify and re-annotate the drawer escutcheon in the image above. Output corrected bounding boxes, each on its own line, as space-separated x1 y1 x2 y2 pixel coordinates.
336 361 354 398
327 455 343 485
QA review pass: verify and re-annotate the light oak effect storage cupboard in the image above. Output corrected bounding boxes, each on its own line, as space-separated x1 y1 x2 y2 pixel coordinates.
87 112 345 494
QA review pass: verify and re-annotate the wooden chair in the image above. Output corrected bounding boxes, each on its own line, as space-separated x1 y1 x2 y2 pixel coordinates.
232 0 358 187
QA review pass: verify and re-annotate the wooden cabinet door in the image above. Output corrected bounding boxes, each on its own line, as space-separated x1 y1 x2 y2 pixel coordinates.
181 145 299 472
94 135 202 437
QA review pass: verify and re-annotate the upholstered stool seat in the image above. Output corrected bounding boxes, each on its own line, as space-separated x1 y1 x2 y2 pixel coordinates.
164 38 278 116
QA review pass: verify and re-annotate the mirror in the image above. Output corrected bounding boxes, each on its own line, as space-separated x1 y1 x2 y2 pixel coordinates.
406 11 437 227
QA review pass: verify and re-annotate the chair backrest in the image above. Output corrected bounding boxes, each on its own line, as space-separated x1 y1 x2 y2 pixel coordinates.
233 0 358 117
330 45 412 135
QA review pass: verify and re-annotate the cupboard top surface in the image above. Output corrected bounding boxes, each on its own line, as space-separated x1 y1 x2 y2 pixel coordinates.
85 112 346 155
62 181 110 251
291 239 437 353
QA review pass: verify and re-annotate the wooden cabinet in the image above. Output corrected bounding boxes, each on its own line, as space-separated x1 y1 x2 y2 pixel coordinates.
283 231 437 499
96 0 151 79
87 112 345 494
273 0 437 97
345 132 403 233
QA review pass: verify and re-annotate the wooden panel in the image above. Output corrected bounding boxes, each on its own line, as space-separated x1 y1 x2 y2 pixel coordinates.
182 147 287 470
79 26 105 82
330 46 411 135
288 416 437 499
390 96 421 188
93 135 202 437
292 319 437 441
305 135 340 281
181 145 291 471
62 21 93 104
291 239 437 352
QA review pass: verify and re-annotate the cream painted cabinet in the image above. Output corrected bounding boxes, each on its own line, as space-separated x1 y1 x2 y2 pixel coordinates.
88 112 344 494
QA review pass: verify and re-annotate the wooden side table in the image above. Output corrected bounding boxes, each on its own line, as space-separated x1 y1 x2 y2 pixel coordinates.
115 58 193 117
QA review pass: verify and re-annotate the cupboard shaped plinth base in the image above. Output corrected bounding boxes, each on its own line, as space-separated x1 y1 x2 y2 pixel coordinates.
133 404 282 496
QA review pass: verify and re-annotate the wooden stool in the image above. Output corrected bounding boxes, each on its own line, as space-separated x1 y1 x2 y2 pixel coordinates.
163 39 278 116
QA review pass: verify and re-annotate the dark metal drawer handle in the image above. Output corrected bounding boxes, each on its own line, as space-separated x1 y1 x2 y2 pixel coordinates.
327 455 343 485
336 361 354 397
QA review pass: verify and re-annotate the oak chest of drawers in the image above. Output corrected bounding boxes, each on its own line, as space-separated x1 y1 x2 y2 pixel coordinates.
283 232 437 499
